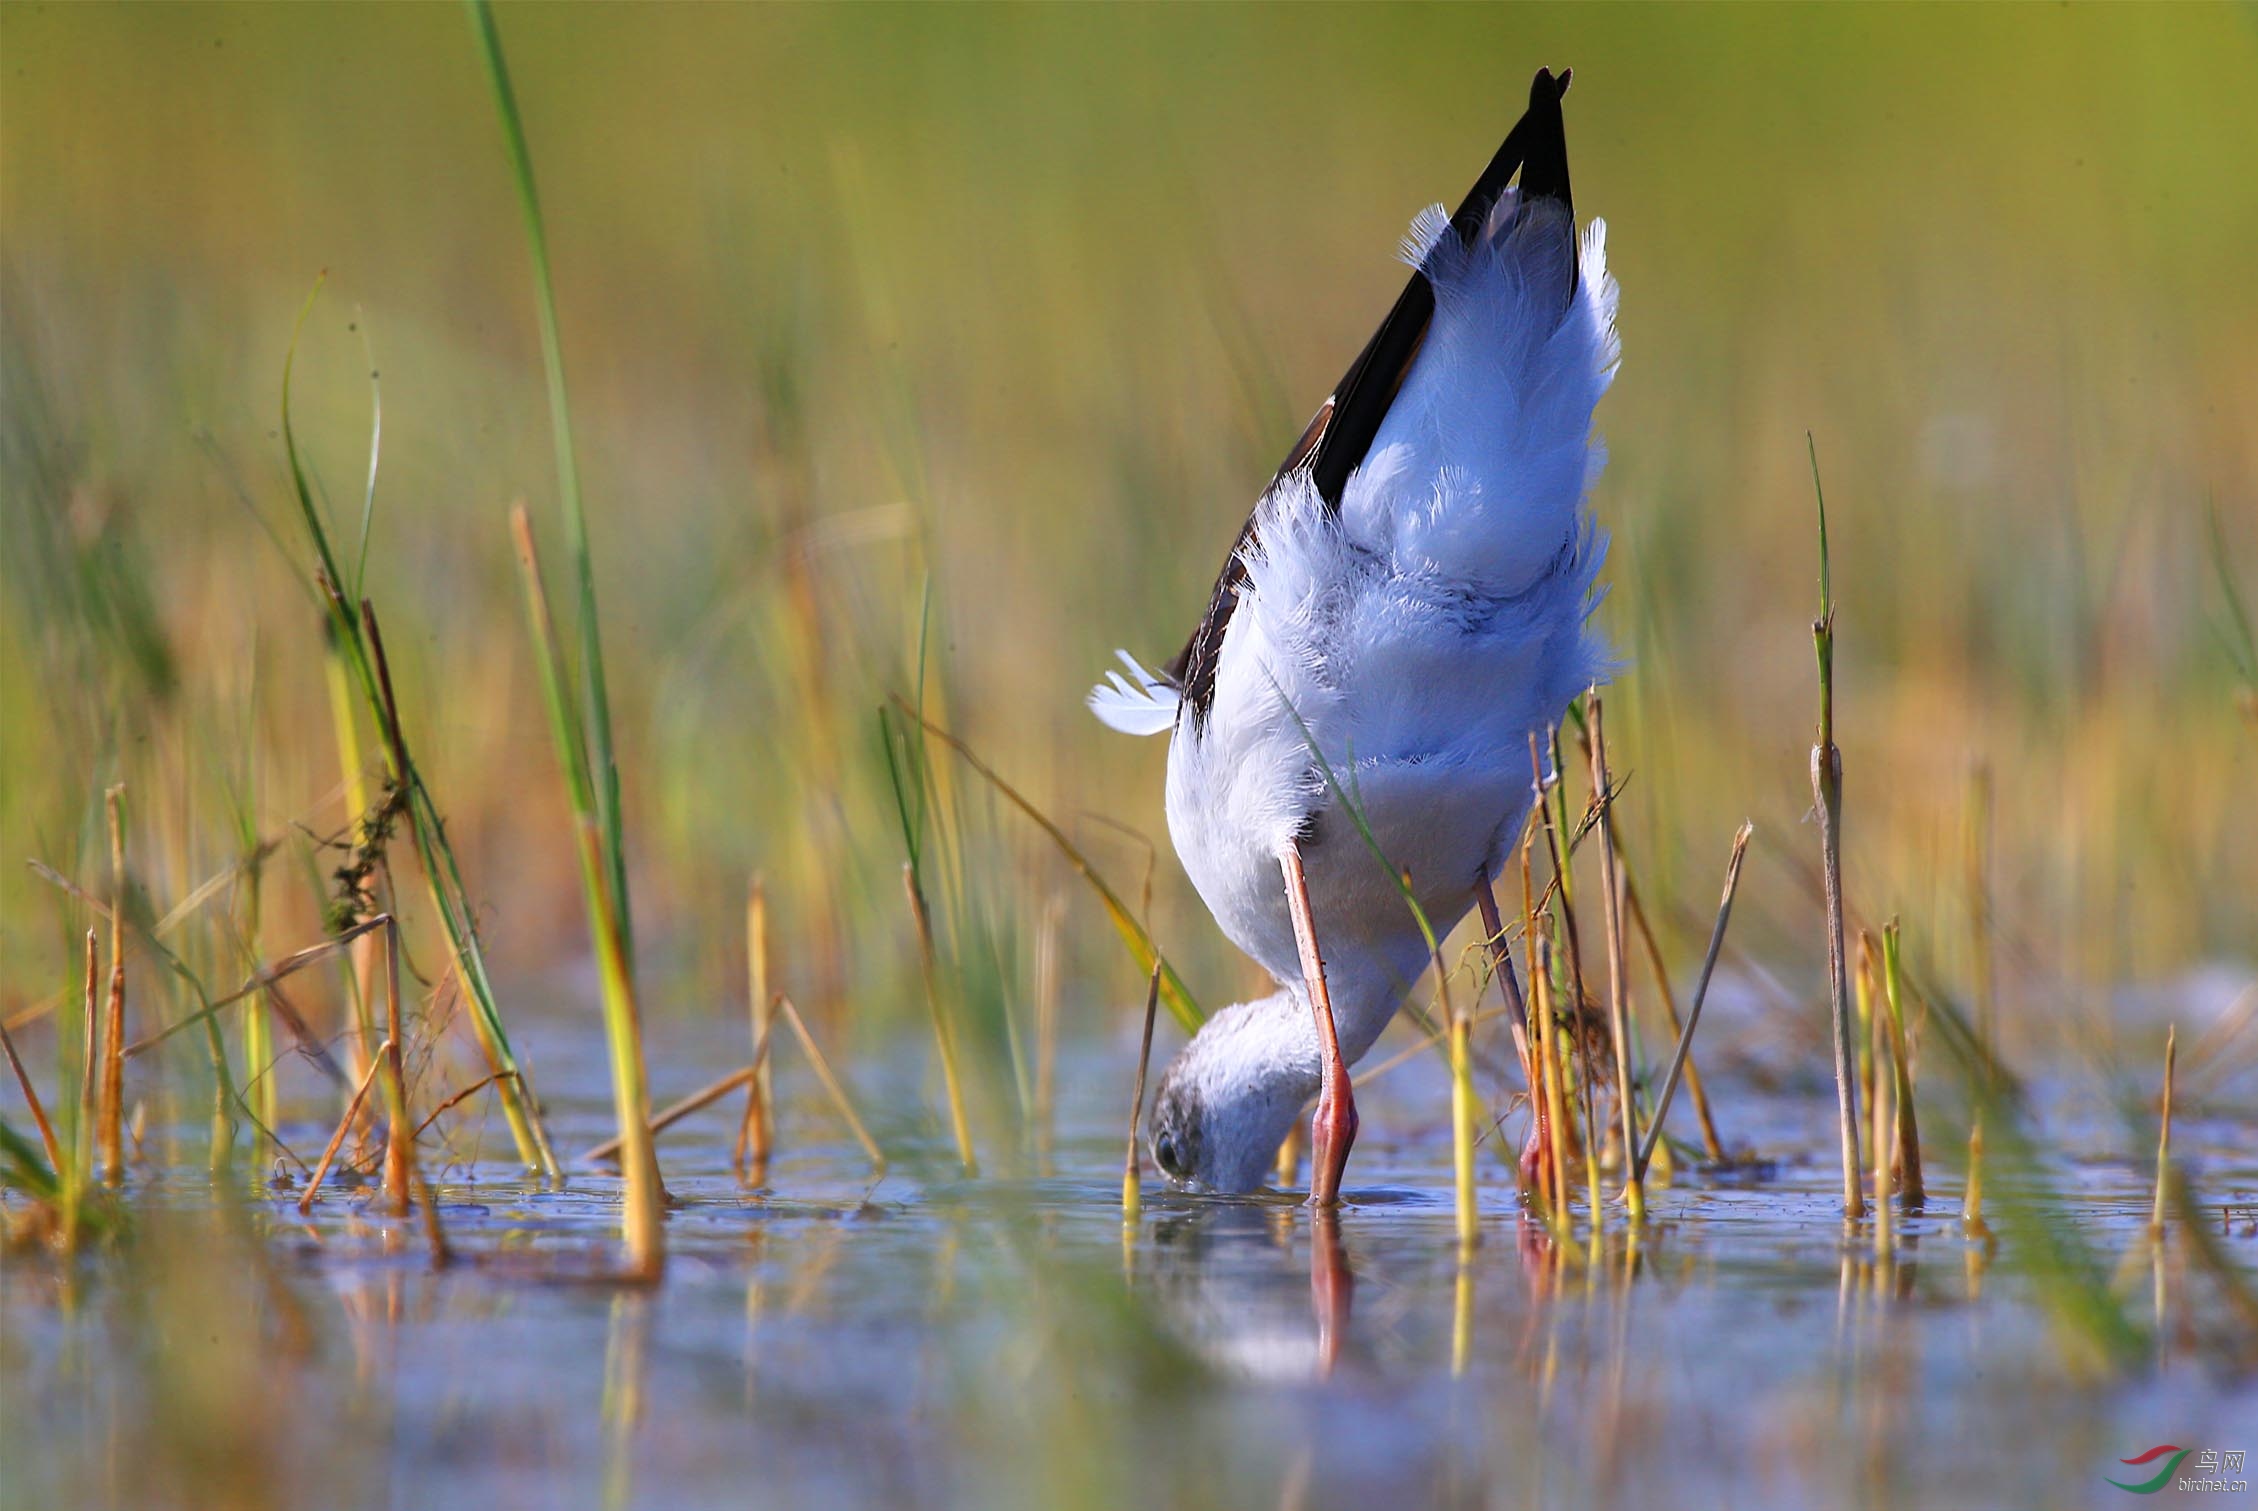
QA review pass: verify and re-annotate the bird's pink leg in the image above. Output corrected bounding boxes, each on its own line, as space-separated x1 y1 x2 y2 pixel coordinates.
1475 871 1548 1197
1280 842 1357 1207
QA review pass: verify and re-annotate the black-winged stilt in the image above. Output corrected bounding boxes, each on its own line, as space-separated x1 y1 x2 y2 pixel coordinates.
1090 67 1617 1203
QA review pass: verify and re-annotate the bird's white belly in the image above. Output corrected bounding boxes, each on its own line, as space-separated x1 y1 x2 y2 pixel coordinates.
1166 726 1528 1061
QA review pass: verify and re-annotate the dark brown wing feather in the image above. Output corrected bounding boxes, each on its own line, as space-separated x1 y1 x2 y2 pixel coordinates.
1165 67 1575 725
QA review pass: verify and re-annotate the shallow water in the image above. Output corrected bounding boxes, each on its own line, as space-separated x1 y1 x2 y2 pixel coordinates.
4 1015 2254 1511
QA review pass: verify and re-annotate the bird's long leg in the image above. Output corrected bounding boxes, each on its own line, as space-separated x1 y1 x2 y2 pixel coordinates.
1476 870 1547 1197
1279 842 1357 1207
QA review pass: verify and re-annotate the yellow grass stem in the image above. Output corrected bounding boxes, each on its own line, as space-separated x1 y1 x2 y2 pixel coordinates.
774 994 885 1176
2148 1025 2176 1240
1585 694 1641 1223
509 506 662 1275
299 1041 388 1214
1123 962 1161 1219
1449 995 1479 1245
1879 921 1923 1204
903 863 977 1176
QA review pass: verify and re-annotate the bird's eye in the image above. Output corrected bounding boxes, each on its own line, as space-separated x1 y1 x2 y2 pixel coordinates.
1155 1134 1179 1176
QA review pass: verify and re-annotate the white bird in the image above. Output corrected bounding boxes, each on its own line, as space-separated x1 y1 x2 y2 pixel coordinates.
1088 68 1618 1202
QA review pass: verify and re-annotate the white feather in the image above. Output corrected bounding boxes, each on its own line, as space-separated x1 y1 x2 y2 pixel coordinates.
1086 648 1179 735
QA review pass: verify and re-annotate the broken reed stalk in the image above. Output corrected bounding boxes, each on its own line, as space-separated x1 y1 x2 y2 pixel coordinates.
1854 932 1879 1173
300 1042 388 1213
99 785 127 1186
381 917 411 1214
588 1064 760 1165
2148 1025 2177 1240
1447 932 1479 1247
1585 694 1642 1221
0 1022 63 1173
734 878 774 1180
1808 435 1865 1220
1867 941 1893 1221
1879 921 1923 1203
1618 864 1728 1163
509 506 662 1276
1123 961 1161 1218
1963 763 1993 1233
902 862 977 1176
775 994 885 1176
1635 822 1750 1180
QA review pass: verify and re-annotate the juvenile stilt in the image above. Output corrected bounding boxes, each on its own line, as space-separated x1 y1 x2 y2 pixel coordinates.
1280 843 1356 1207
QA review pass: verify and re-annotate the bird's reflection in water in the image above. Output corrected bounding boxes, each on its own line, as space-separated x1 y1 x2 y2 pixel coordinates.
1138 1201 1356 1381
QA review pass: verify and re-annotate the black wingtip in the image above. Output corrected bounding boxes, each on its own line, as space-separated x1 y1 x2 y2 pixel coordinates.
1517 67 1573 221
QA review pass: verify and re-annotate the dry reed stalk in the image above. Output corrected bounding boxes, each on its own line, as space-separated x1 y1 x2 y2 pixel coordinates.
77 929 97 1166
1854 931 1879 1173
381 918 411 1215
1869 943 1893 1222
411 1070 515 1141
1879 922 1923 1203
1807 437 1864 1220
1617 875 1727 1161
1635 822 1750 1180
0 1021 63 1173
1473 879 1538 1203
734 878 774 1180
1525 832 1571 1226
98 785 127 1185
2148 1025 2176 1240
1963 763 1993 1234
1530 733 1601 1208
1585 695 1642 1221
902 863 977 1176
1123 962 1161 1218
774 994 884 1175
299 1042 388 1213
586 1063 760 1165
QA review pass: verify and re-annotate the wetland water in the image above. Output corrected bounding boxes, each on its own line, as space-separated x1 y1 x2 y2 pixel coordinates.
4 1011 2253 1511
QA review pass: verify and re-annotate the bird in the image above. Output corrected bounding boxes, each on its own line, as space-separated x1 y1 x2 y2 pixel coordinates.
1088 66 1618 1202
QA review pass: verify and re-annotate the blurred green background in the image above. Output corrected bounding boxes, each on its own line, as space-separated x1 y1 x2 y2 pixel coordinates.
4 3 2253 1069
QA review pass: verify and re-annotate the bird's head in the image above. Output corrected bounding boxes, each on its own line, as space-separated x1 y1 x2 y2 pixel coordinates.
1146 991 1320 1194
